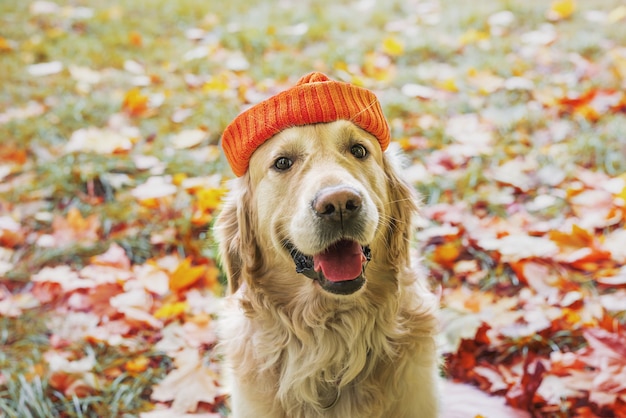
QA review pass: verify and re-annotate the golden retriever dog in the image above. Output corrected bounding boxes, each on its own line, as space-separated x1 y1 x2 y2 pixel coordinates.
216 120 439 417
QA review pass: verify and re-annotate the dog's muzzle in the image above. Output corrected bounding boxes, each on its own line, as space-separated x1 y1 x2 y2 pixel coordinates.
287 241 372 295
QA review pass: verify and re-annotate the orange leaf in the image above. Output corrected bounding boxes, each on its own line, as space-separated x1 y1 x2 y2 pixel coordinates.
202 265 220 290
0 144 27 164
433 242 460 267
122 88 149 117
169 258 207 293
549 224 593 249
0 218 25 247
128 31 143 47
125 356 150 373
0 36 13 52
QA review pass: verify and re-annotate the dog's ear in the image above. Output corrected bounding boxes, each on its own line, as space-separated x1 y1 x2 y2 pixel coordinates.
382 154 419 268
215 176 258 294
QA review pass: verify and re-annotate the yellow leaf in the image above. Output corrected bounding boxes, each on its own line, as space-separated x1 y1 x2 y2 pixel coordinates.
382 36 404 56
154 301 189 319
122 88 149 116
202 73 230 93
196 187 227 213
548 0 576 20
172 173 188 186
169 258 207 293
459 29 489 46
334 61 349 72
437 78 459 92
125 356 150 373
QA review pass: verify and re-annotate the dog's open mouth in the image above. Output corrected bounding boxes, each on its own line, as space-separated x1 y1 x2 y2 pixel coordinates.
286 240 371 295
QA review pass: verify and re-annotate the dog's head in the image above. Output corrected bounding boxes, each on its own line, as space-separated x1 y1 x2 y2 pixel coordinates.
216 120 417 300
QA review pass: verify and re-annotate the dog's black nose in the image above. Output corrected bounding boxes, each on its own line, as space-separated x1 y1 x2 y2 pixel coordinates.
313 186 362 222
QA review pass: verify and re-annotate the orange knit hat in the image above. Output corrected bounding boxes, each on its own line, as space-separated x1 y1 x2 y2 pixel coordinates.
221 72 390 177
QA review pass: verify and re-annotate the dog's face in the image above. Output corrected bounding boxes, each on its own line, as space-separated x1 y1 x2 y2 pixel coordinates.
217 120 417 300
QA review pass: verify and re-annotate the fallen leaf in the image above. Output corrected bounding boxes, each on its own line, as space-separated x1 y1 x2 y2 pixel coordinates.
0 216 25 247
154 301 189 319
547 0 576 21
122 88 149 116
66 127 134 154
381 36 404 56
433 242 461 268
169 258 207 293
27 61 63 76
125 356 150 373
91 243 131 269
150 349 220 413
171 129 208 149
130 176 178 200
478 235 559 261
129 31 143 46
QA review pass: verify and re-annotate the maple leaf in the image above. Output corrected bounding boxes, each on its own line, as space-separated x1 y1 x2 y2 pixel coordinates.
506 355 546 411
90 242 131 269
122 88 149 117
50 207 100 246
134 263 171 295
154 301 189 320
150 349 220 413
442 380 530 418
169 257 207 293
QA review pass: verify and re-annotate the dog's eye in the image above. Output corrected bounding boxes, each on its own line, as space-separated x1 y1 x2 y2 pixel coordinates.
350 144 368 159
274 157 293 171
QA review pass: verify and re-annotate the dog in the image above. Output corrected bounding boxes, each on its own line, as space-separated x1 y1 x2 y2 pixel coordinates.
216 115 439 417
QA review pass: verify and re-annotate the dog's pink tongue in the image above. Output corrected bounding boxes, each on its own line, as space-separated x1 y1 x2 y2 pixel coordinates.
313 240 364 282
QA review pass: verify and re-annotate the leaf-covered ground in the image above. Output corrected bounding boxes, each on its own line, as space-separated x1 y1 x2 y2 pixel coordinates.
1 0 626 417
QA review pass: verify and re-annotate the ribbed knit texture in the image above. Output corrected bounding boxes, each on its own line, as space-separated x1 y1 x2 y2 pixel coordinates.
221 72 390 176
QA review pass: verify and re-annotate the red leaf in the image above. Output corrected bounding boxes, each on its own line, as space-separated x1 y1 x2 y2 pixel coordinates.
506 354 546 411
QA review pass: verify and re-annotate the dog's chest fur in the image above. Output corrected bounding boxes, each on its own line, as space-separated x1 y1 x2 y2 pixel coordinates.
220 285 433 418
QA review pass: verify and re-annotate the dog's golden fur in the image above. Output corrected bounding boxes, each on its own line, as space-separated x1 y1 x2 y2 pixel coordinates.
216 120 439 417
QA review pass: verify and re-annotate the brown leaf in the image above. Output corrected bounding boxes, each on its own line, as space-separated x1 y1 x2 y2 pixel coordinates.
506 355 546 411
